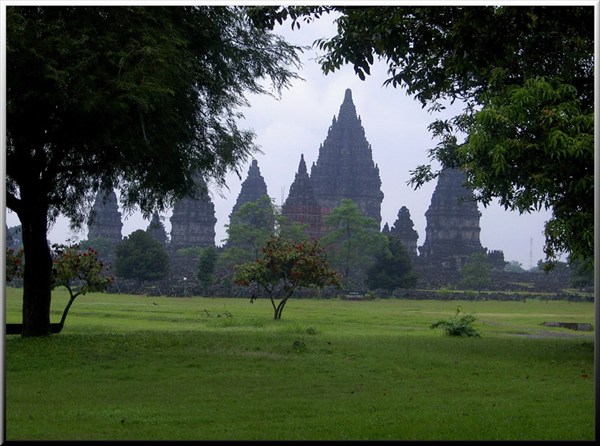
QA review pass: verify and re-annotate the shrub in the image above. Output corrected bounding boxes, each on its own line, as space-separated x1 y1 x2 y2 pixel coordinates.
430 306 480 337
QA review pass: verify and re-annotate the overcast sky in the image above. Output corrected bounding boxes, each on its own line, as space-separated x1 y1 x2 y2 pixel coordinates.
4 6 556 269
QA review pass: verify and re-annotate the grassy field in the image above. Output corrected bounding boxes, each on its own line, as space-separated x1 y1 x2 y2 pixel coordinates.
3 287 595 441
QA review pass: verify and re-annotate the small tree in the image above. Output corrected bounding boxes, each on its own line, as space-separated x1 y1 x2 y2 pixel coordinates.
115 230 170 286
504 260 526 273
225 195 276 258
196 246 219 293
51 244 112 329
365 237 417 291
459 252 492 297
218 196 277 289
234 235 342 319
321 199 388 288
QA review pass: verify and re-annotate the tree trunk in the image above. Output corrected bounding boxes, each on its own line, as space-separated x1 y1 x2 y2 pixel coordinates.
273 294 291 320
19 204 53 337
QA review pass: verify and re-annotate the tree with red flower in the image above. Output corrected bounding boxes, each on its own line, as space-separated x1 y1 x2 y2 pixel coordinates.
234 235 342 320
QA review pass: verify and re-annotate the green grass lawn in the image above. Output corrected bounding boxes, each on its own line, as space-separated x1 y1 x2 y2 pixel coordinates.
3 288 595 440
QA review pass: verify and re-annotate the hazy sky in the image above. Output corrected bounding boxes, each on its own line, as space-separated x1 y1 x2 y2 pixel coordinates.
4 6 555 268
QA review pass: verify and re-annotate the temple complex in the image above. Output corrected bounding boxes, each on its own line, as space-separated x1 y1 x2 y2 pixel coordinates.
418 168 485 270
77 88 510 293
169 175 216 250
281 154 323 239
309 89 384 226
87 187 123 244
230 159 269 218
387 206 419 258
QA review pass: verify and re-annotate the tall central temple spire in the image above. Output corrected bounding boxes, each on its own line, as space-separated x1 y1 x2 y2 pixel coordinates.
310 89 384 224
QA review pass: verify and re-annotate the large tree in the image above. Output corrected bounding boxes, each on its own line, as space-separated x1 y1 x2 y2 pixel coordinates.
248 5 594 269
6 6 301 336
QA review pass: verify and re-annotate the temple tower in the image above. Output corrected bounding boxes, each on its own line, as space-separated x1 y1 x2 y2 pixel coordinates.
169 175 216 250
146 212 168 245
418 168 485 270
389 206 419 258
230 159 269 218
87 187 123 243
310 89 384 225
282 154 323 239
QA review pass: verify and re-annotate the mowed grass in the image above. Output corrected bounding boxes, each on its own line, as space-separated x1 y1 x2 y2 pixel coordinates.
3 288 595 441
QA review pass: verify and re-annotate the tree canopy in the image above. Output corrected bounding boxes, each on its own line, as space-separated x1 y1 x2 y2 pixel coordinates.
114 230 170 285
51 244 112 329
321 199 388 288
6 5 301 336
459 252 493 295
365 237 417 292
248 5 594 269
234 235 341 319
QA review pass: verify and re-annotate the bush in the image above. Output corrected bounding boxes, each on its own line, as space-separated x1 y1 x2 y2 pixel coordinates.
430 306 480 337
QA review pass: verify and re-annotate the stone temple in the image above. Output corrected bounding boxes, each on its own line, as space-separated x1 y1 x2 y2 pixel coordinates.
87 187 122 244
418 168 486 270
281 154 323 239
385 206 419 259
282 89 384 238
169 174 216 250
146 212 168 245
230 159 269 218
309 88 384 226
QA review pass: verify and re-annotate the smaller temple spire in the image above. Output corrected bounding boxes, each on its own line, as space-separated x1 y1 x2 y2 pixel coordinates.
297 154 307 176
344 88 352 101
230 159 269 217
389 206 419 258
87 187 123 243
147 212 168 245
282 154 324 239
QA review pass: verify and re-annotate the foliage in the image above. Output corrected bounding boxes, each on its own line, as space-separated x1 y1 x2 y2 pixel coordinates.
218 195 277 289
461 77 593 269
225 195 276 259
176 246 206 258
431 306 480 337
79 238 116 260
568 257 594 288
249 5 594 268
196 246 219 291
50 244 113 328
233 235 342 319
321 199 388 288
504 260 526 273
459 253 492 294
115 230 170 284
365 236 417 291
275 214 310 243
6 5 301 336
6 248 24 282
